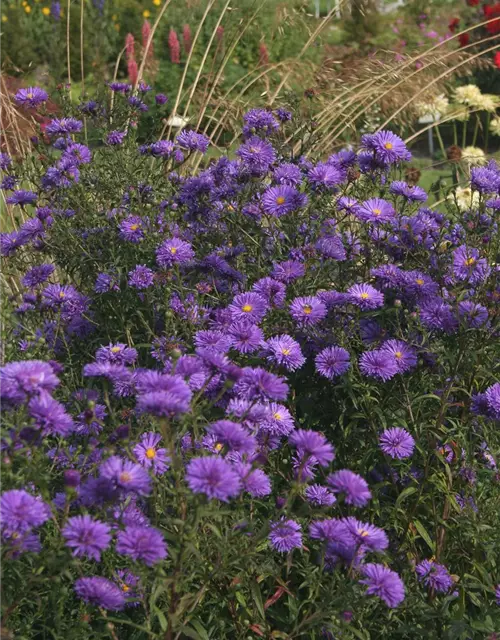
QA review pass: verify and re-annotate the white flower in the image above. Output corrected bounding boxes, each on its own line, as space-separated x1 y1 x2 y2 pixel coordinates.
415 95 449 119
462 146 486 166
473 94 498 112
454 84 483 106
448 186 480 212
490 117 500 137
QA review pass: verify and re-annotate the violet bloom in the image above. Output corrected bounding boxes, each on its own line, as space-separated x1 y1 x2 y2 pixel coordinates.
176 130 210 154
106 130 127 145
344 517 388 551
289 296 327 326
235 462 272 497
261 403 295 436
133 432 169 475
242 108 280 138
46 118 82 136
116 525 168 566
271 260 305 283
21 264 55 289
0 490 50 536
265 335 305 371
156 238 194 268
62 515 111 561
357 198 395 224
315 346 350 380
261 185 308 217
194 329 232 353
119 216 144 243
0 360 60 405
470 167 500 194
379 428 415 459
305 484 336 506
289 429 335 467
74 577 125 611
316 235 346 260
269 518 302 552
379 339 417 373
15 87 48 109
416 560 454 593
6 190 37 206
452 245 490 284
128 265 154 290
327 470 371 507
96 343 137 365
359 350 398 381
228 292 267 324
360 563 405 608
28 392 74 436
208 420 257 454
99 456 151 496
390 180 427 202
235 367 289 402
485 383 500 419
252 277 286 307
458 301 488 328
228 322 264 354
185 456 241 501
372 130 410 164
273 163 302 186
348 283 384 310
236 136 276 175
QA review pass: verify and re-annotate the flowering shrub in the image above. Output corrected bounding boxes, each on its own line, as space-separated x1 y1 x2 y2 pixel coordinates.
1 85 500 639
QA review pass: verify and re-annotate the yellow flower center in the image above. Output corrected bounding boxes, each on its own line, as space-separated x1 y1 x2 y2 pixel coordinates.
360 292 370 299
11 532 20 540
276 196 286 205
25 5 31 12
372 208 381 216
130 224 139 231
464 257 476 266
145 448 156 459
169 246 177 254
111 346 121 353
273 412 282 420
358 529 369 537
384 142 393 150
281 348 291 355
242 304 253 313
42 7 50 15
59 292 65 299
215 443 223 452
122 584 130 592
143 9 151 17
303 305 313 315
119 472 132 483
26 92 33 99
415 278 424 285
394 351 403 359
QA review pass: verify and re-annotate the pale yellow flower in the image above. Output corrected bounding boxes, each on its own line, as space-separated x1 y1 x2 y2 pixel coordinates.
153 0 161 5
489 117 500 137
42 6 50 15
24 4 32 12
415 95 449 119
447 104 469 122
448 187 480 212
462 146 486 166
143 9 151 17
473 94 498 112
454 85 483 106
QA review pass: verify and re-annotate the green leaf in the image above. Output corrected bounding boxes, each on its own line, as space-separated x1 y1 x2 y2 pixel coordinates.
413 519 435 552
250 581 265 620
154 609 168 632
395 486 417 509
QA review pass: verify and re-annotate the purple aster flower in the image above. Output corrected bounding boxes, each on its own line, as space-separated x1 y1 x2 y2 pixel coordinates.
261 403 295 436
156 237 195 268
348 283 384 310
419 298 458 333
273 163 302 186
106 130 127 145
495 585 500 606
269 518 302 552
46 118 82 136
470 167 500 193
261 185 308 217
21 264 55 289
416 560 454 593
155 93 168 105
128 265 154 290
315 235 346 260
228 322 264 354
15 87 48 109
150 140 175 157
74 577 125 611
119 216 144 243
305 484 336 506
308 163 345 189
133 432 169 475
0 152 12 170
176 130 210 153
390 180 427 202
343 517 388 551
379 339 417 373
289 429 335 467
228 292 267 324
315 346 350 379
94 272 120 293
271 260 305 283
242 108 280 138
185 456 242 501
458 301 488 328
371 130 410 164
99 456 151 496
289 296 327 326
379 428 415 459
28 392 74 436
6 190 37 206
62 515 111 561
116 525 168 566
83 362 130 383
0 360 60 405
208 420 257 454
452 245 490 284
195 329 232 353
96 343 137 365
485 383 500 419
136 372 192 415
237 136 276 175
234 462 272 497
265 335 305 371
275 107 292 121
108 82 131 93
327 470 371 507
113 570 141 607
252 277 286 307
0 490 50 536
359 350 398 381
235 367 288 401
360 563 405 608
356 198 395 224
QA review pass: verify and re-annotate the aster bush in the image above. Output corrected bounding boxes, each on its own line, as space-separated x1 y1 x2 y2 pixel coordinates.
1 86 500 639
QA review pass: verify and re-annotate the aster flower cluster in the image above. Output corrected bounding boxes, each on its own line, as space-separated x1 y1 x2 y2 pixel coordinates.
1 89 499 638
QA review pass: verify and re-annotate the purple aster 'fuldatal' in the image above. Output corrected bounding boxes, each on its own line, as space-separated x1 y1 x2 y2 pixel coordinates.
99 456 151 496
228 292 267 324
185 456 242 501
452 245 490 284
96 343 137 365
470 167 500 193
273 163 302 186
416 560 454 593
269 518 302 552
379 339 417 373
133 432 169 475
348 283 384 310
344 517 389 551
156 237 195 268
289 296 327 326
308 162 345 190
6 190 37 206
21 264 55 289
208 420 257 454
119 216 144 243
128 265 154 290
261 403 295 436
116 525 168 566
237 136 276 175
485 383 500 419
242 108 280 138
372 130 410 164
360 563 405 608
1 360 60 405
28 391 74 436
265 335 306 371
235 463 272 497
74 577 125 611
458 301 489 328
15 87 48 109
271 260 305 283
315 346 350 379
228 322 264 354
379 428 415 459
46 118 82 136
389 180 427 202
252 277 286 307
356 198 395 224
176 130 210 153
289 429 335 467
359 350 398 381
106 130 127 145
0 490 50 536
305 484 336 506
327 470 371 507
62 515 111 561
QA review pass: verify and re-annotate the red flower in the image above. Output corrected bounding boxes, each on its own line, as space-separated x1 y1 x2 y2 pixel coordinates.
458 32 470 46
448 17 460 32
494 51 500 68
484 3 500 35
466 0 479 5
